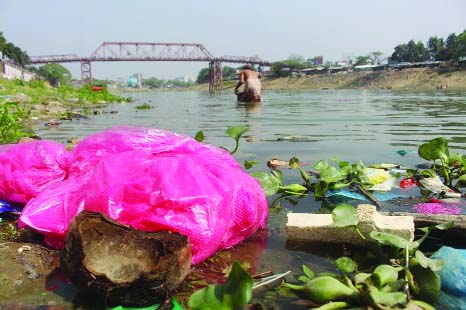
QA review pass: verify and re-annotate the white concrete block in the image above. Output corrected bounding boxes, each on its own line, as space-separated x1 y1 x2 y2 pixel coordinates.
286 204 414 246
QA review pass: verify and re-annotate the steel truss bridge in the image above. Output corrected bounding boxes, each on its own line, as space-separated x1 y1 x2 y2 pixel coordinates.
29 42 271 93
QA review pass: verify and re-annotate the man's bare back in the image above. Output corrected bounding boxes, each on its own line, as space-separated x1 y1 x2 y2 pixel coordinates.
235 66 262 102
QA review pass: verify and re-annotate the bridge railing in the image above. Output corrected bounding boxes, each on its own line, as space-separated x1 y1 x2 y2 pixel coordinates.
29 43 271 66
89 42 215 62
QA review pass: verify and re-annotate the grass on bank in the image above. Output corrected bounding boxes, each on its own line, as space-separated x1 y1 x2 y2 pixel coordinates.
0 78 132 143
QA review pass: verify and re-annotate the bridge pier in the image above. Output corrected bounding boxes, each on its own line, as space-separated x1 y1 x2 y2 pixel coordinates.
209 61 222 94
80 61 92 84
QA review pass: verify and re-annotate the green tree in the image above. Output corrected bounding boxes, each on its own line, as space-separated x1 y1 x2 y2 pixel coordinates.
36 63 71 87
0 32 6 52
222 66 236 79
368 51 383 64
354 55 371 66
427 36 447 60
270 56 307 77
445 31 466 60
391 40 428 62
391 44 408 62
457 31 466 60
142 77 164 88
196 67 210 83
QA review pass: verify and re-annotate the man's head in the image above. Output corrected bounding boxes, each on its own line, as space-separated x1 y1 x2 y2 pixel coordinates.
243 64 253 70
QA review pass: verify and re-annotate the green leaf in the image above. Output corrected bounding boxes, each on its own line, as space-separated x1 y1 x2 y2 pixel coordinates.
188 262 253 310
289 157 300 169
243 160 259 170
225 125 248 141
369 287 407 307
354 272 371 285
312 301 349 310
279 183 308 195
298 275 311 283
369 231 414 249
302 265 315 280
250 171 280 196
332 204 359 227
314 181 329 199
335 257 357 274
418 137 449 162
434 221 454 230
415 251 444 271
194 130 205 142
410 265 441 304
371 265 400 288
458 174 466 184
407 300 436 310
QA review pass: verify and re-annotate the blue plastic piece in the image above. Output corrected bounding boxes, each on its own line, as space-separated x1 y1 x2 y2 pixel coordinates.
431 246 466 296
327 189 403 201
0 200 21 214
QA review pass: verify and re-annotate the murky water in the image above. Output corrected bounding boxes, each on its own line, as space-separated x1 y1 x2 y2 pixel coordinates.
27 90 466 309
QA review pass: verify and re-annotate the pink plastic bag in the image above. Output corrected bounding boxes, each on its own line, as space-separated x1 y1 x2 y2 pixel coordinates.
0 141 70 204
20 126 268 264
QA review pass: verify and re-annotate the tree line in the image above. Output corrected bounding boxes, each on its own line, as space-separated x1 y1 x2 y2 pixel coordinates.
0 32 30 67
261 30 466 78
391 30 466 62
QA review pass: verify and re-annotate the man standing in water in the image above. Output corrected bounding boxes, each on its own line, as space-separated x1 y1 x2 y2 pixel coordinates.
234 65 262 102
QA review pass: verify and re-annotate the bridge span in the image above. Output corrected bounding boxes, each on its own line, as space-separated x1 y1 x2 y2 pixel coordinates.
29 42 272 93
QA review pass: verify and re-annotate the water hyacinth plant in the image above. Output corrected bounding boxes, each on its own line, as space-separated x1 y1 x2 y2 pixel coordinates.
279 204 451 310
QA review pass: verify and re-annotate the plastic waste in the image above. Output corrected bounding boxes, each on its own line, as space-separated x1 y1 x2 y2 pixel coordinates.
0 200 21 214
327 189 403 201
418 176 461 198
399 178 418 188
431 246 466 296
364 168 395 191
413 202 461 215
0 140 70 204
20 126 268 264
395 149 414 156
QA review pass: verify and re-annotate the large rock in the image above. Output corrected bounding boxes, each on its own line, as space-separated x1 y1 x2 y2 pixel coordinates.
60 211 192 307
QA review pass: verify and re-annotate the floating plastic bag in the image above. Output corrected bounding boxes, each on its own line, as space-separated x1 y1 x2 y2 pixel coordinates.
20 126 268 264
431 246 466 296
364 168 395 191
0 141 70 204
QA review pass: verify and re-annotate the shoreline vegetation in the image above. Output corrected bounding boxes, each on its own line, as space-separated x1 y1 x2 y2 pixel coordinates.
189 67 466 92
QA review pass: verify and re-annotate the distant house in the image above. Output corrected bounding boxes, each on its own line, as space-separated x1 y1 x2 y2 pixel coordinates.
328 65 350 74
354 64 385 72
301 67 326 75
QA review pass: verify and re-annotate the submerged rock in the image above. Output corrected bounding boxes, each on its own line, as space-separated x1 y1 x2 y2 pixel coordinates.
0 242 64 306
60 211 192 307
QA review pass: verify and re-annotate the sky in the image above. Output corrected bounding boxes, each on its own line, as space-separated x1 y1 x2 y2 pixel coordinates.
1 0 465 80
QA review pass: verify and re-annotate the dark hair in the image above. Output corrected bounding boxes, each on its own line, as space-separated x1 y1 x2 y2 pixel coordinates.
243 64 253 70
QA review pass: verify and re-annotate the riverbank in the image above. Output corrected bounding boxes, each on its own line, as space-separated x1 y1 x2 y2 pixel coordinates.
191 67 466 92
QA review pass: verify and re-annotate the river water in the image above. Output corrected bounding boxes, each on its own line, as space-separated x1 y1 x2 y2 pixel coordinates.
31 89 466 309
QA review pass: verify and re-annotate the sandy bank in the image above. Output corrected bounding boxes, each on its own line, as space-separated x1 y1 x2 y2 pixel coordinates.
261 68 466 91
190 68 466 92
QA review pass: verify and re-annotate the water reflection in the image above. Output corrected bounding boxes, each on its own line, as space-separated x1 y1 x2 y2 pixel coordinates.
236 102 262 142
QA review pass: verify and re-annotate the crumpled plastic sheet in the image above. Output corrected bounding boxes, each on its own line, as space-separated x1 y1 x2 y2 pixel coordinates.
431 246 466 296
0 140 70 204
18 126 268 264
